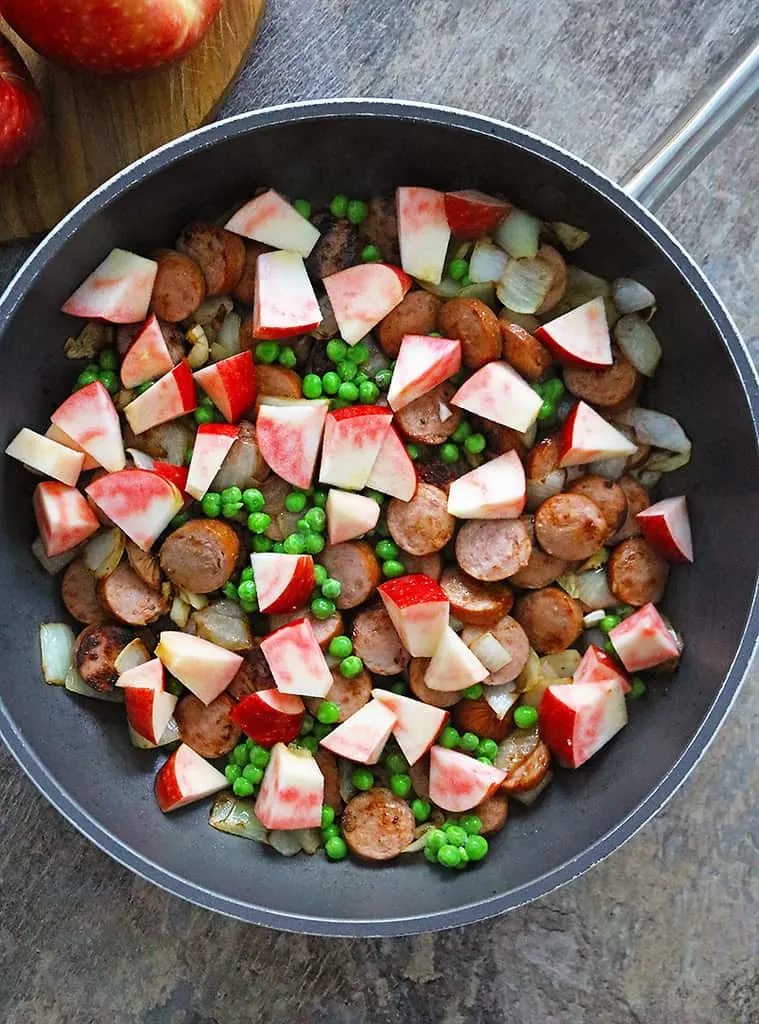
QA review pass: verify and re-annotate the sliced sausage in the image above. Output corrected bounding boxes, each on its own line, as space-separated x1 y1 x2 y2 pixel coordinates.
612 475 650 542
99 562 169 626
439 567 513 625
311 292 339 343
377 290 442 358
74 623 133 692
402 552 443 581
534 493 610 561
308 218 362 279
260 474 295 541
319 541 382 609
563 349 641 409
416 458 458 493
61 559 110 624
176 222 246 297
254 365 303 405
226 642 275 700
461 615 531 683
125 539 162 591
232 241 269 306
394 381 461 445
315 748 343 813
304 666 372 722
359 196 400 264
483 422 527 459
455 519 532 582
269 609 344 649
352 605 410 676
160 322 187 365
498 320 552 380
159 519 240 594
535 244 568 314
567 475 628 534
526 435 560 480
408 755 430 800
149 249 206 322
453 696 513 741
438 296 501 369
496 727 551 794
175 692 241 759
342 788 416 861
513 586 583 654
122 419 194 464
408 658 463 707
509 518 568 589
387 483 454 556
473 792 509 836
608 537 669 606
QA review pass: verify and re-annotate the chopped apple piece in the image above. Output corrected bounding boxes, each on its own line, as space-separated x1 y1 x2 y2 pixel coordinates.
372 689 447 765
33 481 100 557
326 489 380 545
51 381 126 472
120 314 174 388
323 262 411 345
429 745 506 811
444 190 511 239
116 657 177 745
193 351 256 423
397 187 450 284
225 189 320 256
608 603 681 673
447 450 526 519
539 680 627 767
251 553 315 614
378 574 449 657
230 689 305 746
535 297 613 368
86 468 182 551
637 496 693 564
387 334 461 411
424 625 489 691
62 248 157 324
124 360 197 435
319 406 393 490
260 618 333 698
185 423 239 500
558 401 637 468
256 398 329 489
451 361 543 433
365 425 417 502
319 700 397 764
5 427 84 486
155 743 227 812
573 644 631 694
254 743 324 830
155 631 243 705
253 250 322 339
46 424 99 471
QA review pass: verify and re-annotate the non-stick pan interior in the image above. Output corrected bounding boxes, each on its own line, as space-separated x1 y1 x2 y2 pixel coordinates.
1 105 757 935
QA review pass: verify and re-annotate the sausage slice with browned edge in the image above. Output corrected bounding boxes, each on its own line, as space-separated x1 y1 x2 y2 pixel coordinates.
233 241 270 306
473 792 509 835
359 195 400 264
254 365 303 404
453 696 513 741
99 562 169 625
61 558 110 624
534 493 610 561
438 296 501 369
175 692 241 759
408 755 430 799
342 788 416 861
394 381 461 445
269 609 344 649
74 623 133 692
525 435 561 480
455 519 531 582
304 667 372 722
176 222 246 296
513 586 583 654
378 290 442 357
319 541 382 609
439 567 513 625
387 482 454 557
498 320 552 380
149 249 206 322
402 552 443 581
461 615 531 683
509 516 568 589
563 349 641 409
612 476 650 542
352 605 410 676
315 748 343 813
159 519 240 594
226 642 275 700
496 727 552 794
125 539 162 591
608 537 670 606
567 475 628 534
408 658 463 707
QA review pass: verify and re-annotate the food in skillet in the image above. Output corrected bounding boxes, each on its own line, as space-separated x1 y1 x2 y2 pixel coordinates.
8 185 693 869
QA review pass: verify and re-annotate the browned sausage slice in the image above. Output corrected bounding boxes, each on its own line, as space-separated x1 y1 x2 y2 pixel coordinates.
439 567 513 625
74 623 133 691
483 422 527 459
408 754 430 799
608 537 669 606
308 218 361 279
342 788 416 861
176 222 246 296
453 696 513 741
149 249 207 322
534 493 610 561
269 609 344 649
564 349 641 409
497 728 551 794
438 296 501 369
387 482 454 557
255 365 303 404
461 615 531 683
377 290 442 357
226 642 275 700
175 692 241 759
360 196 400 264
99 562 169 625
402 552 443 581
612 476 650 542
304 667 372 722
498 320 552 381
408 658 462 707
394 381 461 445
535 244 568 314
319 541 382 609
352 605 410 676
473 792 509 835
508 534 568 589
125 539 162 591
525 435 561 480
315 748 343 813
567 475 628 534
233 241 269 306
159 519 240 594
513 586 583 654
455 519 532 582
415 458 458 493
61 559 110 624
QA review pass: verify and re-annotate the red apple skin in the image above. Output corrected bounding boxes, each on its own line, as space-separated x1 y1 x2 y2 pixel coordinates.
230 690 305 746
0 34 42 173
1 0 222 75
154 754 183 812
266 557 316 614
443 190 510 239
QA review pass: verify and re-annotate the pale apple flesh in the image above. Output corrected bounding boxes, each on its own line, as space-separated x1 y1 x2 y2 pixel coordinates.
372 689 448 766
86 468 183 551
319 700 397 765
5 427 84 487
185 423 238 500
120 314 174 388
33 481 100 557
51 381 126 473
451 361 543 433
323 262 411 345
254 743 324 830
429 745 506 812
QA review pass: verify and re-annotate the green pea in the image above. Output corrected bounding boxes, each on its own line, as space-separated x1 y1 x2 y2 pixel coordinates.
465 834 488 861
328 635 353 659
439 442 459 464
412 799 431 823
97 347 118 371
382 559 405 579
543 377 565 402
444 824 468 847
311 489 327 508
361 244 381 262
311 597 336 620
199 395 215 409
284 491 307 513
462 683 483 700
425 828 447 854
464 433 486 454
75 369 98 390
321 578 342 600
242 764 264 785
513 705 538 729
250 746 270 769
385 752 408 775
239 598 257 614
232 743 249 766
374 368 393 391
599 614 621 635
313 564 328 586
325 835 348 860
351 768 374 791
618 604 636 619
299 735 319 755
296 517 313 535
97 369 119 394
326 339 348 363
390 773 412 798
194 405 214 425
339 655 363 679
169 512 190 529
405 443 420 460
375 539 399 561
347 199 369 225
337 360 358 381
305 507 326 531
476 738 498 760
300 714 315 736
439 726 460 749
305 533 325 555
223 581 240 602
293 198 311 219
312 722 332 741
477 756 494 766
460 274 473 287
184 446 194 466
252 534 273 553
247 511 271 534
437 844 462 869
604 638 618 659
451 421 472 443
223 501 243 518
201 492 222 517
322 370 341 395
224 763 241 783
283 533 306 555
448 258 469 281
628 677 647 699
455 848 470 870
346 342 368 365
336 381 357 402
242 488 265 512
221 486 242 506
330 194 349 218
321 823 341 842
356 380 378 404
317 701 340 725
302 373 323 399
364 489 385 504
390 680 409 695
136 380 154 395
255 341 279 364
458 731 480 753
278 346 297 369
459 814 482 836
237 580 257 603
321 805 335 828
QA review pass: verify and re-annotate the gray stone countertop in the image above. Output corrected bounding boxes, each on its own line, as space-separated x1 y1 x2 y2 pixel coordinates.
1 2 758 1021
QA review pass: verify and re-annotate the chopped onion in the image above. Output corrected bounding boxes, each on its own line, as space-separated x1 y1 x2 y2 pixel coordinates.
458 281 497 307
496 257 553 314
483 682 519 719
643 449 691 474
128 717 179 749
63 321 112 360
575 569 618 611
495 725 540 772
468 632 511 672
191 599 253 651
269 830 304 857
186 325 210 369
216 311 242 355
339 757 357 803
126 447 155 470
401 823 436 854
549 222 590 251
32 536 79 575
525 469 566 511
515 647 540 692
416 276 460 299
583 609 606 628
557 572 579 599
550 266 612 320
494 208 541 259
39 623 75 685
539 650 581 678
438 402 453 422
512 771 553 806
500 309 540 332
635 468 662 489
179 589 209 611
578 547 609 572
294 828 321 855
190 296 234 333
469 241 508 283
612 277 656 314
588 454 628 480
170 596 191 629
83 528 125 579
209 793 268 843
64 665 124 702
616 407 691 455
114 389 135 411
114 638 151 674
614 314 662 376
564 465 585 483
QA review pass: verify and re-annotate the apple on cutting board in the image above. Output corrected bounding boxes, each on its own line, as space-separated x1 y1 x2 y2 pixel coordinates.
0 33 42 172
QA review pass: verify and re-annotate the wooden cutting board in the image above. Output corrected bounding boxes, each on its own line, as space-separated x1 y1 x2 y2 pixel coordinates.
0 0 266 244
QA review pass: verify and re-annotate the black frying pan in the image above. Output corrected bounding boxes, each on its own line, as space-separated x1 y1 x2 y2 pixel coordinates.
1 40 758 936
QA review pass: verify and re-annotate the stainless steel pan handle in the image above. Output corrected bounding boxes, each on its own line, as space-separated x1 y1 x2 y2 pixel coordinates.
621 34 759 211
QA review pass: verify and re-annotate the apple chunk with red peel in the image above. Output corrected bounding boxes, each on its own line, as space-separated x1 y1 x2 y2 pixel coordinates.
86 468 182 551
230 689 305 746
319 406 394 491
194 351 256 423
46 424 99 471
326 489 380 545
424 626 489 691
372 689 448 765
260 618 333 698
255 743 324 830
33 481 100 557
397 187 450 285
124 360 197 435
573 644 630 694
256 398 329 489
319 700 397 765
253 250 322 340
155 632 243 705
5 428 84 486
120 314 174 388
51 380 126 473
540 680 627 768
447 450 526 519
429 745 506 812
637 496 693 564
608 603 681 673
250 552 315 614
365 425 417 502
558 401 637 468
443 190 511 239
185 423 238 500
451 361 543 433
387 334 461 412
535 296 613 368
323 262 411 345
378 574 449 657
155 743 228 813
225 189 320 257
62 248 157 324
116 657 177 745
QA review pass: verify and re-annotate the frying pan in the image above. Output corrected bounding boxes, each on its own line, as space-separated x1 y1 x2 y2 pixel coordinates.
1 39 758 937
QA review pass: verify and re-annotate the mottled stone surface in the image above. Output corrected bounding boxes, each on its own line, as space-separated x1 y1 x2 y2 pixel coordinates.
1 2 757 1021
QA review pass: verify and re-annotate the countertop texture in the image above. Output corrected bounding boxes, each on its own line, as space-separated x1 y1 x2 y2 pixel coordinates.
1 2 758 1021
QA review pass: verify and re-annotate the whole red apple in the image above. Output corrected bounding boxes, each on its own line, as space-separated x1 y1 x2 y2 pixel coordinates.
0 34 42 172
0 0 223 75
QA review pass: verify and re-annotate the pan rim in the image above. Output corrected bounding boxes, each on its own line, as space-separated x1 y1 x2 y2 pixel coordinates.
1 98 758 936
